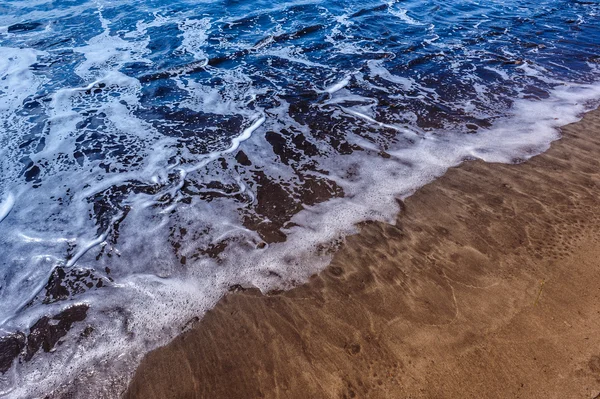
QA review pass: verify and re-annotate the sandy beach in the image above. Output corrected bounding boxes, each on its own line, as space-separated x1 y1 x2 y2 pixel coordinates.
2 1 600 397
123 107 600 398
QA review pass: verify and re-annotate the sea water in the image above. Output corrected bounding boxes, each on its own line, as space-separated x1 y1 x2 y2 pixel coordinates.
0 0 599 396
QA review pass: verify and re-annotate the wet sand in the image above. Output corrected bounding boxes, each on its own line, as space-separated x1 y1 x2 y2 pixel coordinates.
125 109 600 399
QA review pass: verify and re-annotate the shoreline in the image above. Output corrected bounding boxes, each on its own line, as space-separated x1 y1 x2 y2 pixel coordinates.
124 108 600 398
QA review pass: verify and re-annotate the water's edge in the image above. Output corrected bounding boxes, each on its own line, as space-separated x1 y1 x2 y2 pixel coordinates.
1 1 599 396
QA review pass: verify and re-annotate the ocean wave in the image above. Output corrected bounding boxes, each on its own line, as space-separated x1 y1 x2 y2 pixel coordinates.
0 0 599 396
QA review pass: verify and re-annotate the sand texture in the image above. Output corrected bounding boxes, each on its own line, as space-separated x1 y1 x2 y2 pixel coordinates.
125 109 600 399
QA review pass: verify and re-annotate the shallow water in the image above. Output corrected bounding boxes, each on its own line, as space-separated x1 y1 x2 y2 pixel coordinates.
0 0 599 396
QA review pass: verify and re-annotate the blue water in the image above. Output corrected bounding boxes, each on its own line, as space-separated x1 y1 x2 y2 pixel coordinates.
0 0 599 396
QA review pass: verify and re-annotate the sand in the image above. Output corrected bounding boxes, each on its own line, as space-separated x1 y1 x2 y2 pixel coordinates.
124 109 600 399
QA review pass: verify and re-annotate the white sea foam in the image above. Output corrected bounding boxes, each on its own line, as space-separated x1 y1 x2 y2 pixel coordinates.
0 193 15 224
324 75 351 93
73 10 151 82
387 1 425 26
0 47 47 182
177 18 211 60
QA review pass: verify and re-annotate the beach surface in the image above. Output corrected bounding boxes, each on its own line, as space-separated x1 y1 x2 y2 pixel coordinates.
125 109 600 399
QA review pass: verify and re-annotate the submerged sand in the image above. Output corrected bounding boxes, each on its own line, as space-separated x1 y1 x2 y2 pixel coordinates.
125 109 600 398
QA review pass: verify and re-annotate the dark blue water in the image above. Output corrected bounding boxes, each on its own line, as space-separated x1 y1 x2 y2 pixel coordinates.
0 0 599 397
